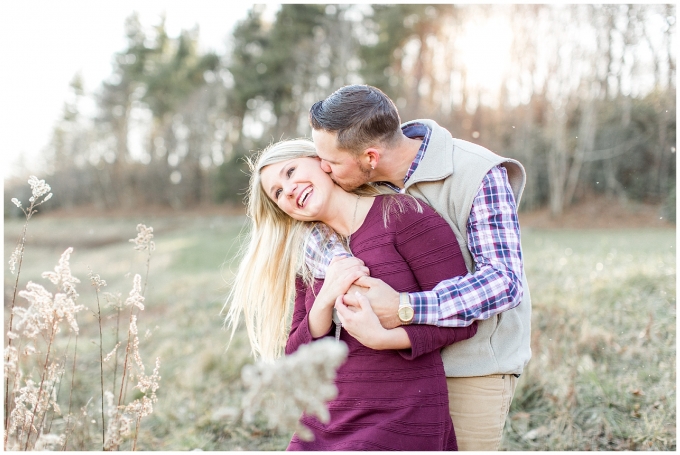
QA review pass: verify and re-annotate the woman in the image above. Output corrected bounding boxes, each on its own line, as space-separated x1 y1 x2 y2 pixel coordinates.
224 139 476 451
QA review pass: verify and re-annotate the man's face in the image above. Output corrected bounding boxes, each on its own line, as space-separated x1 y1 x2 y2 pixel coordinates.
311 129 372 192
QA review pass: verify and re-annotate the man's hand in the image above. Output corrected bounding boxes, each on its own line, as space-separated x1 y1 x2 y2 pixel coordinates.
334 292 387 349
335 292 411 350
342 276 401 329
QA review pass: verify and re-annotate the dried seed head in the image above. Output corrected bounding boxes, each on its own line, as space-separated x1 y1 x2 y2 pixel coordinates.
124 274 145 310
103 342 121 362
15 283 55 338
88 268 107 290
130 224 155 252
27 175 52 202
15 249 85 336
136 357 161 397
42 247 80 299
240 338 348 441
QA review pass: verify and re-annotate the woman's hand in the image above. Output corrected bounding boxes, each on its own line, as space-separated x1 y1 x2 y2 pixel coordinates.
315 256 369 310
308 256 369 338
334 292 411 350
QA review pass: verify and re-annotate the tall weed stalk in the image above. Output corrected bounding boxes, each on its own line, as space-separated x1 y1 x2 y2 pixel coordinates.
4 178 162 451
4 177 52 448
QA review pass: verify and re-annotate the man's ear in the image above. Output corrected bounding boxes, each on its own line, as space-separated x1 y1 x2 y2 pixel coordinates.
365 148 380 170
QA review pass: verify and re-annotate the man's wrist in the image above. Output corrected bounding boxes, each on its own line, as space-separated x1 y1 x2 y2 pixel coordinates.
384 291 402 329
398 292 415 325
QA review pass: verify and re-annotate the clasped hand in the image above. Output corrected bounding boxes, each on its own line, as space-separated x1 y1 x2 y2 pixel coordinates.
334 290 411 350
312 257 405 347
309 255 369 338
334 291 388 349
316 255 370 309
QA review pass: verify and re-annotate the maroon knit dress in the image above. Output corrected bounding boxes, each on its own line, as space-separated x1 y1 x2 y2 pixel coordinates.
285 194 476 451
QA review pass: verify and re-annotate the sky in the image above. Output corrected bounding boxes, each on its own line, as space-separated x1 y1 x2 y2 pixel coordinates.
1 1 260 181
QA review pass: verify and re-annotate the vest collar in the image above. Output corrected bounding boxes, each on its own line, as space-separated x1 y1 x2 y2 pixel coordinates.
402 118 454 190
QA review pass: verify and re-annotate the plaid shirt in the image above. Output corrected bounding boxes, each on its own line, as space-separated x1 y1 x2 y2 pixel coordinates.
304 228 350 279
305 124 523 327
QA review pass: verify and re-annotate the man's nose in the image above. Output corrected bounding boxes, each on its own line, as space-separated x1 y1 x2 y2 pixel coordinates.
320 160 332 174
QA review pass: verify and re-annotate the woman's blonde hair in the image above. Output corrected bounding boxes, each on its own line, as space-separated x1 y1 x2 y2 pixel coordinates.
222 138 419 361
222 139 319 361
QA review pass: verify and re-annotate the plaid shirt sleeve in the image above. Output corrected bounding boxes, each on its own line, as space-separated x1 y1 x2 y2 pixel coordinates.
409 165 524 327
304 224 352 279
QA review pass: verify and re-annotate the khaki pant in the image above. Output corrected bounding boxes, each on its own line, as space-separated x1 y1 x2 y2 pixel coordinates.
447 374 518 451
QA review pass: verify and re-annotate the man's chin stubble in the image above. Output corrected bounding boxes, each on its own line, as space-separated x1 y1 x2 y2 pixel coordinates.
332 176 369 192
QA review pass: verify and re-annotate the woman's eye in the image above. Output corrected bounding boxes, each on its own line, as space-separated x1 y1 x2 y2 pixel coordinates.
275 188 282 198
286 167 295 177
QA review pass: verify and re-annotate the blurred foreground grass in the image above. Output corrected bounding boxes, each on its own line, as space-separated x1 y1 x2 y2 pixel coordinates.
4 215 676 450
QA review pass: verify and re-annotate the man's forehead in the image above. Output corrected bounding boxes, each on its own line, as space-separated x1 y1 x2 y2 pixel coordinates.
312 129 356 162
312 129 336 145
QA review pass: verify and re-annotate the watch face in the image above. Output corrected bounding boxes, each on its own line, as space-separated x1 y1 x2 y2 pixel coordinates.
398 306 414 322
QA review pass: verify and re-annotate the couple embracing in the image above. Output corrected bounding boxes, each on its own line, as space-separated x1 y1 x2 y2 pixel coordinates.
225 85 532 451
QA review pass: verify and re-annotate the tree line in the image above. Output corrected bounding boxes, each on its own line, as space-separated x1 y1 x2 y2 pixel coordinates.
4 4 676 218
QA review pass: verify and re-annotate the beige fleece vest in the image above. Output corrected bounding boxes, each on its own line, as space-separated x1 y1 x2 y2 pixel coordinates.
403 119 532 377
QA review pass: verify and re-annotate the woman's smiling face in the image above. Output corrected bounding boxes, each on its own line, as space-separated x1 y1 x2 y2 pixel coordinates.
260 156 337 222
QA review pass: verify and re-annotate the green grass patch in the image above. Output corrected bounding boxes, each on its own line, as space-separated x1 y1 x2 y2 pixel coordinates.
4 216 675 450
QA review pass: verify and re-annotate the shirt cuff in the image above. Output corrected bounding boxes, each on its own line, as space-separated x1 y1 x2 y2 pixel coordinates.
409 291 440 325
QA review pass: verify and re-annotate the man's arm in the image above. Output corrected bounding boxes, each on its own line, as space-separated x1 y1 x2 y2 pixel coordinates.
349 165 524 328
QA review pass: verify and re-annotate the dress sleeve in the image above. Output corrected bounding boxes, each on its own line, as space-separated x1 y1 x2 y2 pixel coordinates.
393 199 477 360
285 276 333 355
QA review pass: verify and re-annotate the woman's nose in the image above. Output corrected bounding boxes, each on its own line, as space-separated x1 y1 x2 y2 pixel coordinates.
283 180 297 197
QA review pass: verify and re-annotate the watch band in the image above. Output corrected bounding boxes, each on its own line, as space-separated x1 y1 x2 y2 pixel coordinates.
399 292 410 308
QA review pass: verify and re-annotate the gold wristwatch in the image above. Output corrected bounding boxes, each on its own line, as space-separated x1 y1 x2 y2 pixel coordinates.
398 292 414 325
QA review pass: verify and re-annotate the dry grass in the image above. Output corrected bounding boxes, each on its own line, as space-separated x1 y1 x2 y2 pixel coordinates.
504 228 676 450
4 211 676 450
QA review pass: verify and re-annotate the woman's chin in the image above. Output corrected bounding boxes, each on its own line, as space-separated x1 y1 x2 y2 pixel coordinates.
289 210 318 223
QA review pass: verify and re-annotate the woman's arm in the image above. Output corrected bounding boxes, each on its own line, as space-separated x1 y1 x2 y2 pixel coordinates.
334 292 477 356
285 276 318 356
307 256 368 338
286 256 368 354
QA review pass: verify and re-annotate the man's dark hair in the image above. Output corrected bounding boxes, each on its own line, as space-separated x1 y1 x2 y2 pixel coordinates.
309 85 402 155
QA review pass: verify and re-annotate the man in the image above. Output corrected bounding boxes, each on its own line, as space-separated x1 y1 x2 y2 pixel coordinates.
307 85 531 451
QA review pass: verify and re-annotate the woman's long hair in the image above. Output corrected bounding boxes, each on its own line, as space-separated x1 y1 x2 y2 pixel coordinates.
223 138 419 361
223 139 320 361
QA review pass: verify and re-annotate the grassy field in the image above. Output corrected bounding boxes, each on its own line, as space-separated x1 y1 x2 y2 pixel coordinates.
3 212 676 450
